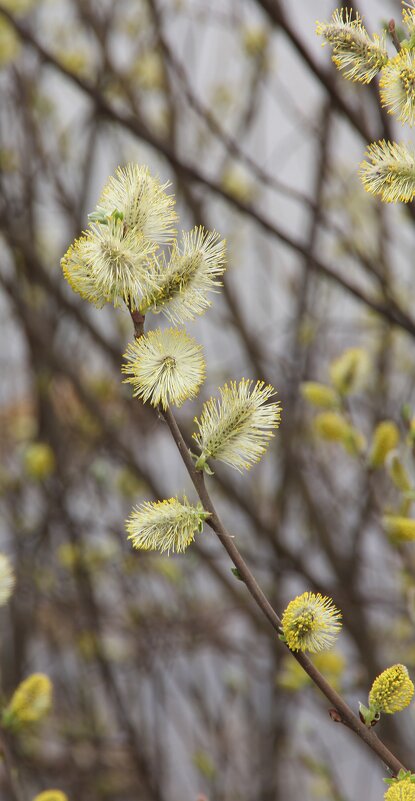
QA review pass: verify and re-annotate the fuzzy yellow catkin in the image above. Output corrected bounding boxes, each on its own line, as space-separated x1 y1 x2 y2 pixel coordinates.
61 235 106 309
329 347 370 395
386 451 412 492
23 442 55 480
379 50 415 127
359 140 415 204
96 163 177 243
281 592 342 653
384 776 415 801
300 382 339 409
316 9 388 83
0 18 20 67
313 412 365 454
193 378 281 472
241 25 269 58
32 792 68 801
3 673 52 727
383 515 415 543
369 664 414 713
122 328 206 409
221 167 254 203
314 411 350 442
139 226 227 324
126 497 209 555
368 421 400 468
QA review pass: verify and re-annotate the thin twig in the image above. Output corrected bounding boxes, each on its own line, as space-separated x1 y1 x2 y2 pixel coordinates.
0 730 24 801
389 19 402 53
160 405 407 776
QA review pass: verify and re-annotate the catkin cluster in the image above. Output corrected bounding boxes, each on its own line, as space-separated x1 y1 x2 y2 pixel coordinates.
62 165 281 554
317 5 415 203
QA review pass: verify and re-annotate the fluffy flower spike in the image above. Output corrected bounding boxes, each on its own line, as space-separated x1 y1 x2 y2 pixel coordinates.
61 235 107 308
126 496 210 554
81 219 157 310
193 378 281 472
122 328 205 409
386 452 412 492
301 382 339 409
368 421 400 468
403 4 415 36
316 9 388 84
369 664 414 713
3 673 52 728
313 412 365 455
359 140 415 203
380 50 415 126
32 792 69 801
384 771 415 801
329 347 370 395
281 592 342 653
95 163 177 243
141 226 227 323
383 515 415 543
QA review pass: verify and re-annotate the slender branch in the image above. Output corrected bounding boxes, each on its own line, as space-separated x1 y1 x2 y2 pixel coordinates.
160 405 407 776
254 0 379 141
130 310 145 339
0 730 24 801
389 19 402 54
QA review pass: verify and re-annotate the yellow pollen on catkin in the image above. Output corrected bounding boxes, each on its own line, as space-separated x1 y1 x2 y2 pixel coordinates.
369 664 414 713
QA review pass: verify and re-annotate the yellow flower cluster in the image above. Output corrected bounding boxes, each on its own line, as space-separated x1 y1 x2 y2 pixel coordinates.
60 164 284 560
317 8 415 203
369 664 414 714
360 140 415 204
3 673 52 728
126 497 210 554
383 516 415 543
380 50 415 126
62 164 226 317
193 379 281 472
316 9 388 83
384 773 415 801
122 328 205 410
281 592 342 654
33 792 68 801
369 421 400 468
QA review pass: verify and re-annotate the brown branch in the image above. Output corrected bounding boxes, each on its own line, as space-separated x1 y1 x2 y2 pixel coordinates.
254 0 377 142
389 19 402 54
0 730 24 801
160 404 408 777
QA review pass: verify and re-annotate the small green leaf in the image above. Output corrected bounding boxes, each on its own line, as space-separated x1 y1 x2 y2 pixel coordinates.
110 208 124 222
231 567 244 582
384 769 415 785
88 210 109 224
359 701 380 727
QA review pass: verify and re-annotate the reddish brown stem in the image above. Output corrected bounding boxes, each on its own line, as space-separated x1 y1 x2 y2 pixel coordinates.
160 405 408 777
389 19 401 53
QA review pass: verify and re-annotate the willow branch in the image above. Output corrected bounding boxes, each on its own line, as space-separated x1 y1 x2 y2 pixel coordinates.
160 405 407 776
0 730 24 801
